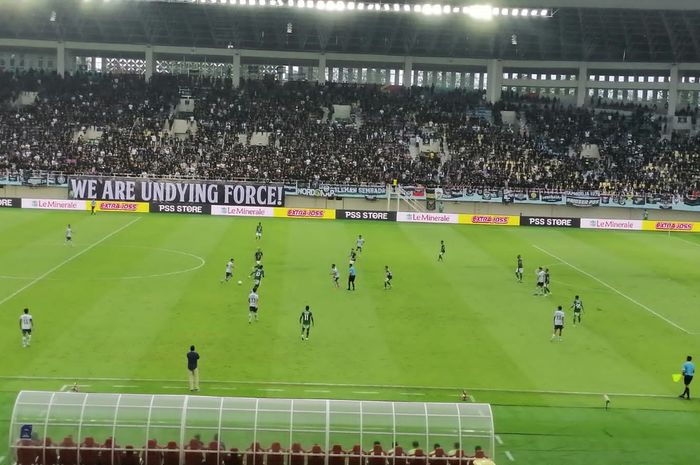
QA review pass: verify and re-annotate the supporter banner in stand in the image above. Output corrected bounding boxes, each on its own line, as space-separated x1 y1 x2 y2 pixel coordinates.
0 198 21 208
211 206 275 217
580 218 643 230
336 210 397 221
642 220 700 232
21 198 87 210
290 184 387 198
459 214 520 226
566 195 601 207
274 208 336 220
151 202 211 215
69 176 284 207
396 212 459 223
89 201 150 213
521 216 580 228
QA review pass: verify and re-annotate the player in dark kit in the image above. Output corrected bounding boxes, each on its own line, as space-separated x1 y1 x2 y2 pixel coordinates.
255 222 263 240
384 266 393 289
438 241 445 261
299 305 314 341
255 248 263 265
515 255 523 283
250 265 265 292
543 268 551 295
571 295 584 324
349 248 357 265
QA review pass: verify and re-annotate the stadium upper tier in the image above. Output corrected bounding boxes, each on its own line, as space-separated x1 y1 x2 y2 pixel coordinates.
9 391 495 465
0 72 698 193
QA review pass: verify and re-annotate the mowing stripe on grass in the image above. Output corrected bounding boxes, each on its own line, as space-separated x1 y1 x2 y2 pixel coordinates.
505 451 515 461
532 245 694 335
0 217 142 308
495 435 503 445
0 375 678 398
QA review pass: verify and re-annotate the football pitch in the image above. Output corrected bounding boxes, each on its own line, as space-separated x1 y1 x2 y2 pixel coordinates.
0 209 699 465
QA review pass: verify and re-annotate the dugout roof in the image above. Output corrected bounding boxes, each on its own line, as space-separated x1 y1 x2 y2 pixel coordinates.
9 391 495 457
1 0 700 63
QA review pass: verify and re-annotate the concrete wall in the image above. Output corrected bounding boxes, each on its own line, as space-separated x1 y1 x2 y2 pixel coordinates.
0 186 69 199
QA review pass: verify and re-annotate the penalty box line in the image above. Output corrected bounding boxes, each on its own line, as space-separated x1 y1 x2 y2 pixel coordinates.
0 217 142 308
532 245 696 335
0 375 675 399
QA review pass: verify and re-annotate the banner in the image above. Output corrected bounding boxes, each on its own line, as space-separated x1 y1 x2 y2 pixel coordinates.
90 201 149 213
397 212 459 223
336 210 397 221
274 208 336 220
0 197 20 208
580 218 642 230
642 220 700 232
566 195 601 207
521 216 580 228
211 206 275 217
459 214 519 226
69 176 284 207
286 184 387 198
21 199 86 210
151 203 211 215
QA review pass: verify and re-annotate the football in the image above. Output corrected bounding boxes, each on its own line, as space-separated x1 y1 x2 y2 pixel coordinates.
237 280 242 285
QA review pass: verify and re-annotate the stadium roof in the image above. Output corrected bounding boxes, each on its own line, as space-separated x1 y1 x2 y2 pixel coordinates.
1 0 699 63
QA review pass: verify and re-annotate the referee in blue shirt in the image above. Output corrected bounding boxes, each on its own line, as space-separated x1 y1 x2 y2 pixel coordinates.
679 355 694 400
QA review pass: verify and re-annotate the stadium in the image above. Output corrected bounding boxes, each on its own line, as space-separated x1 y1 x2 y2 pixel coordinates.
1 0 700 464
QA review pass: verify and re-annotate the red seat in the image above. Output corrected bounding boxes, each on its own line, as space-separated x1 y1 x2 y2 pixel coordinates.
289 443 305 465
223 449 241 465
447 450 465 465
307 444 324 465
101 438 121 465
408 449 426 465
16 438 38 465
80 437 99 465
144 439 163 465
388 447 407 465
185 439 204 465
244 443 263 465
58 437 78 465
121 446 139 465
39 438 58 465
367 445 386 465
163 442 180 465
428 449 446 465
346 445 363 465
328 444 345 465
205 441 225 465
266 442 284 465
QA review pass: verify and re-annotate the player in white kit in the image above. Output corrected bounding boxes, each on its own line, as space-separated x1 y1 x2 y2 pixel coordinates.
65 224 73 246
551 306 565 342
330 264 340 288
356 235 365 253
19 308 33 348
248 290 259 324
221 259 235 283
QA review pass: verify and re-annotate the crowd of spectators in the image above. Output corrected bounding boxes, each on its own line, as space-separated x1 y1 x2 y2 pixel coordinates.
1 69 699 195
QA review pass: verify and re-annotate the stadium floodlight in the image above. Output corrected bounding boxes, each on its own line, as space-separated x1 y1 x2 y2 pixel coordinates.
511 8 519 15
367 3 374 9
413 4 420 11
467 4 493 20
540 8 549 16
296 0 304 6
501 7 508 15
383 3 391 10
260 0 267 5
403 4 410 11
492 7 499 15
287 0 293 6
337 0 346 9
442 4 451 14
347 1 355 8
452 6 459 13
326 0 335 9
357 2 365 9
529 9 538 16
521 8 529 16
393 3 400 11
316 0 324 8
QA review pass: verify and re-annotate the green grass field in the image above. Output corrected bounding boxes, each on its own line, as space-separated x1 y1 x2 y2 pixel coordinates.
1 209 699 464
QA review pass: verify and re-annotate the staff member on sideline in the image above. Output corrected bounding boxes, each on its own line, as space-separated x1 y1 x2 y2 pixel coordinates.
679 355 695 400
187 345 200 392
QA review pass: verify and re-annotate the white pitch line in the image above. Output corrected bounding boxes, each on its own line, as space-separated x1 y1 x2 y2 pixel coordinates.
399 392 425 396
533 245 694 335
59 384 70 392
0 217 142 308
495 435 503 446
304 389 331 393
112 385 138 388
0 375 676 399
505 451 515 462
259 388 285 392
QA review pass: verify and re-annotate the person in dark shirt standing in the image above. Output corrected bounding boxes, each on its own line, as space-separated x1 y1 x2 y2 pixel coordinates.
187 345 200 392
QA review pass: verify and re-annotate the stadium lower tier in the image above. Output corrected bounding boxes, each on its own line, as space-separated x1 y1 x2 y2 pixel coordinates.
14 439 492 465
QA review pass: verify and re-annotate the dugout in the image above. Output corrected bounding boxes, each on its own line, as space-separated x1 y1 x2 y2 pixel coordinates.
9 391 495 465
